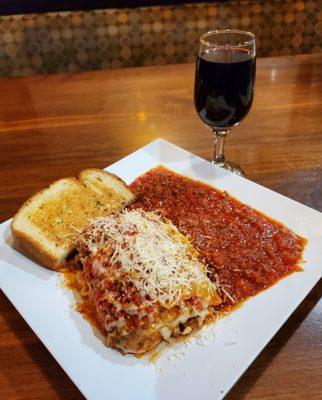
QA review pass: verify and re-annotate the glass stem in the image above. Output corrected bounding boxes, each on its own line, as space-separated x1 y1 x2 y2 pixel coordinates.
213 129 229 166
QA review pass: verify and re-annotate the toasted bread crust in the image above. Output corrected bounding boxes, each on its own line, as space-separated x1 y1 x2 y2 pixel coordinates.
79 169 129 188
12 228 60 270
79 168 135 203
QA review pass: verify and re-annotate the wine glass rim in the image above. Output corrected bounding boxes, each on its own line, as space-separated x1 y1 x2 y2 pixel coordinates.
200 29 256 48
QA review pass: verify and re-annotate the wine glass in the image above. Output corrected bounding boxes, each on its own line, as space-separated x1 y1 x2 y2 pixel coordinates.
194 30 256 176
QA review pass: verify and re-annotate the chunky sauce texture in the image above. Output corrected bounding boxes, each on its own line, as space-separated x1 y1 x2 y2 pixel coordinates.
129 166 306 308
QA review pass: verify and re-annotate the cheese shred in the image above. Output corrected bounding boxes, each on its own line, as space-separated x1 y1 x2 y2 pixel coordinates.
77 209 216 307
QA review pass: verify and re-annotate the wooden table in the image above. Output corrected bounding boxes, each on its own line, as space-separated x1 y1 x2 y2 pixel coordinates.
0 54 321 399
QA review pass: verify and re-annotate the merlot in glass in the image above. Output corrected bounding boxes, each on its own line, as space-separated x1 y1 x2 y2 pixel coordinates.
194 30 256 175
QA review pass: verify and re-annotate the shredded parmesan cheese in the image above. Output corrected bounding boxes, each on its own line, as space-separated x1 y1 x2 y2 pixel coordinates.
77 209 216 307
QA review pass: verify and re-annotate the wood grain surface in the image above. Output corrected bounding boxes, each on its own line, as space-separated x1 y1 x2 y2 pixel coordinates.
0 53 321 399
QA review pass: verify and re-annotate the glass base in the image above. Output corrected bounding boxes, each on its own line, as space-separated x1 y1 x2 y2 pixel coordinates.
211 160 245 176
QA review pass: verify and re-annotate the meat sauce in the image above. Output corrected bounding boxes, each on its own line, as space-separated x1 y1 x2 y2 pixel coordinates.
63 269 105 334
129 166 306 309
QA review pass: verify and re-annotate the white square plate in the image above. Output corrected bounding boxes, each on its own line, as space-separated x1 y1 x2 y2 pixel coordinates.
1 139 321 400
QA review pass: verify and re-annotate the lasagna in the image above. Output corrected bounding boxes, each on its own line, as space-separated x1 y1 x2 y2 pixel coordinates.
75 209 221 355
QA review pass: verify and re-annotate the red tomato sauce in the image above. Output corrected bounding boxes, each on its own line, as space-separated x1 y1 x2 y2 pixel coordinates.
129 166 306 309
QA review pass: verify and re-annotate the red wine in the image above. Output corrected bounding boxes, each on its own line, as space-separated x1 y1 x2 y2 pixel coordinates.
194 48 256 128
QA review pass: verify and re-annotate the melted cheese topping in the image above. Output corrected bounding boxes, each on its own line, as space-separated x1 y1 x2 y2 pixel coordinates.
77 209 217 308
